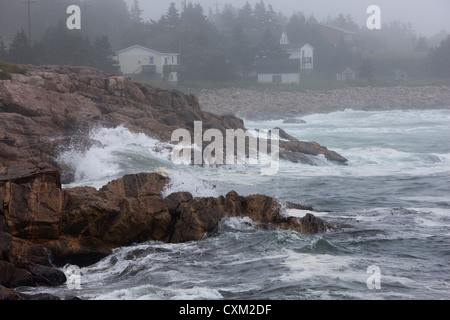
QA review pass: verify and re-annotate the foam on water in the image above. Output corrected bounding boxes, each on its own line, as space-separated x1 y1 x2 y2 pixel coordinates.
58 125 174 189
37 109 450 300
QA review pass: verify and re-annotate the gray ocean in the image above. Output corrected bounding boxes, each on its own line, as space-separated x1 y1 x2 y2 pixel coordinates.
19 108 450 300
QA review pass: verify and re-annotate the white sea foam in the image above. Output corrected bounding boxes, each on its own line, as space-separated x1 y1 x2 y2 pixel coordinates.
161 170 219 198
58 125 173 189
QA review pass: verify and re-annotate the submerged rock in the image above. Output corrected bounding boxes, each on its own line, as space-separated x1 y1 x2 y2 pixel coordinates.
283 118 307 124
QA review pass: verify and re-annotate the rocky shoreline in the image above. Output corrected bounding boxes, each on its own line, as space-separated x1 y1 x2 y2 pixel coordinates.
197 86 450 120
0 165 331 300
0 64 342 299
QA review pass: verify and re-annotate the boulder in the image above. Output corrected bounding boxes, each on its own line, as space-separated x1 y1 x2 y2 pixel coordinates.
23 262 66 287
282 118 306 124
0 164 63 239
0 285 22 300
62 173 173 246
0 261 34 288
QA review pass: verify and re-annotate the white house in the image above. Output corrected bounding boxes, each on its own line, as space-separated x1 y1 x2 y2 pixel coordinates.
280 31 314 72
256 58 301 84
255 31 315 84
115 45 180 83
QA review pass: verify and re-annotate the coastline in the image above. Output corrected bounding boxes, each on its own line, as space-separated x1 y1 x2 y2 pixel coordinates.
197 85 450 120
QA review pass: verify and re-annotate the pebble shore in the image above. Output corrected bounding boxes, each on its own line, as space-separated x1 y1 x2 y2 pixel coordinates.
197 86 450 120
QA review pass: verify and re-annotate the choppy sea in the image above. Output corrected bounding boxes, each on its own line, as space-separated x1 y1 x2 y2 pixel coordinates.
19 109 450 300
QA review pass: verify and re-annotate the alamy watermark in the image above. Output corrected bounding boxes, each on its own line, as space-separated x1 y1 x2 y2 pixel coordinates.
66 265 82 290
171 121 280 175
366 265 382 290
366 5 382 30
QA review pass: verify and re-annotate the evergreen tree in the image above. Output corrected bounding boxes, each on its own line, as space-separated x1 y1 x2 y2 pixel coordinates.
415 37 429 52
40 22 92 66
257 27 286 59
266 5 278 28
131 0 144 24
237 2 254 29
429 36 450 78
286 13 307 44
359 59 376 81
179 3 223 81
92 36 118 74
333 13 347 29
219 4 237 31
254 1 268 30
7 29 34 64
165 2 180 29
230 24 254 77
0 39 7 60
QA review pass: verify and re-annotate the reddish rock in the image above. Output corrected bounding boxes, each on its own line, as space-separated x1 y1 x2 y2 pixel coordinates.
164 190 333 243
0 166 333 298
0 164 63 239
62 173 173 246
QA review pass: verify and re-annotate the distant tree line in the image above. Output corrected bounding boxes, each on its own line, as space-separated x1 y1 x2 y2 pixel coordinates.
0 26 117 74
0 0 449 80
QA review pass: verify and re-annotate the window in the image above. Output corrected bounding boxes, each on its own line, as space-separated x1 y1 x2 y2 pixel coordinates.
149 56 154 64
172 56 175 64
165 57 170 65
272 75 282 83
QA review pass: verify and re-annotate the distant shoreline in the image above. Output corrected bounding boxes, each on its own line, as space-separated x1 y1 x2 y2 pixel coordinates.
197 85 450 120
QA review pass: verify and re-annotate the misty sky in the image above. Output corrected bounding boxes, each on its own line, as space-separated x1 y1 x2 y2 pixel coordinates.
126 0 450 36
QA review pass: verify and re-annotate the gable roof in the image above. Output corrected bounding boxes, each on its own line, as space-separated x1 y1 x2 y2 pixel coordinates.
339 67 356 74
116 45 178 55
256 58 300 74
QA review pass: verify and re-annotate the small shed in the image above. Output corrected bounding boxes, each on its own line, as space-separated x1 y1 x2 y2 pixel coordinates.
337 67 356 81
391 69 408 81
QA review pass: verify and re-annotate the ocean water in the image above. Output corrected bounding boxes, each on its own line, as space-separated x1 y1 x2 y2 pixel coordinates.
19 109 450 300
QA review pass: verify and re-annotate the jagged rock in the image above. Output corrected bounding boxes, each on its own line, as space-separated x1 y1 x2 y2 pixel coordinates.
63 173 173 246
164 190 333 243
0 164 63 239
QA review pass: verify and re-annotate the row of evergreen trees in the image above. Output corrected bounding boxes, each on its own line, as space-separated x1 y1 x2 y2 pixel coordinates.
1 0 449 80
0 26 117 74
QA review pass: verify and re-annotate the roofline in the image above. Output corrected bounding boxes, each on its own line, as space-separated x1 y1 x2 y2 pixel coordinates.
116 45 179 55
281 42 315 50
319 24 356 34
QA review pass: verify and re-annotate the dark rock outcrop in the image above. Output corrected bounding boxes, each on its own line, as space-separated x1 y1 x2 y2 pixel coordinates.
0 165 333 299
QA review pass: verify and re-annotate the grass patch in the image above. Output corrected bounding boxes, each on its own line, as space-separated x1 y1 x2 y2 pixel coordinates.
0 61 27 80
177 71 450 95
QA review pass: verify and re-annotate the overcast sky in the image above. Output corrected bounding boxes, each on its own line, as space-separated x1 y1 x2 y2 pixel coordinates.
126 0 450 36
